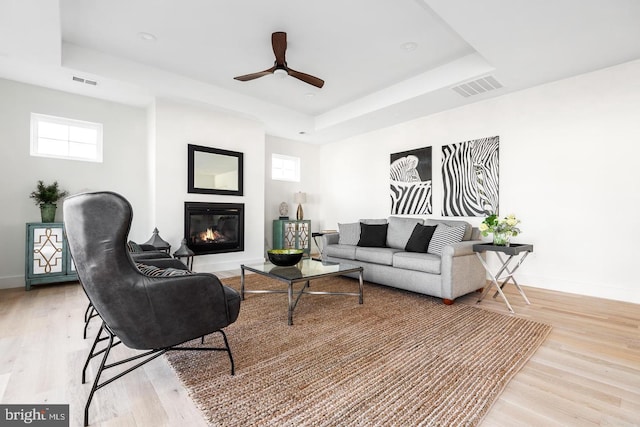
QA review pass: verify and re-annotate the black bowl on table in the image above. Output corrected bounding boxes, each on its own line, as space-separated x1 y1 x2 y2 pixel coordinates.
267 249 304 266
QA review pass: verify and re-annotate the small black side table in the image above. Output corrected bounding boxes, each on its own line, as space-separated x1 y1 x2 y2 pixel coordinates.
173 239 195 270
173 253 194 271
473 243 533 313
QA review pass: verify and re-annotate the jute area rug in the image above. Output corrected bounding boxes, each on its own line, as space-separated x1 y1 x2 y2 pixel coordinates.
165 275 551 426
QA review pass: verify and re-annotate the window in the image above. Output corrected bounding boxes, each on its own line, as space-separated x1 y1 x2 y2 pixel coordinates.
30 113 103 162
272 153 300 182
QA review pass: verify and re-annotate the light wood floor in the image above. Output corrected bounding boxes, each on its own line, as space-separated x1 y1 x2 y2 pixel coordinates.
1 273 639 426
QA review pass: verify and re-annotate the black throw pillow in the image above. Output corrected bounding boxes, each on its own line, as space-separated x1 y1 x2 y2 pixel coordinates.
405 224 437 253
357 223 388 247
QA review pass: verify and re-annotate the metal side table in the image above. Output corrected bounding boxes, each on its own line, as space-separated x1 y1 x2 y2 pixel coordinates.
473 243 533 313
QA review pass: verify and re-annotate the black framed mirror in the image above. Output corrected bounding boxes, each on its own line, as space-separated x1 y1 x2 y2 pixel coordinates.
187 144 244 196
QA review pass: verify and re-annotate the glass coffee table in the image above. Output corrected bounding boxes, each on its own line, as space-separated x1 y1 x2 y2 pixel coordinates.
240 259 364 325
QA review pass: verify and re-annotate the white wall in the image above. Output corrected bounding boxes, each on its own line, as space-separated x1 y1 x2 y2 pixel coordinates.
4 58 639 303
0 78 149 288
152 99 266 271
319 60 640 304
264 135 322 254
0 82 268 288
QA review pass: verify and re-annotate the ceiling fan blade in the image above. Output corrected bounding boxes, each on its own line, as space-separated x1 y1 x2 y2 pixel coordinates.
272 32 287 65
233 66 276 82
287 68 325 88
234 32 325 88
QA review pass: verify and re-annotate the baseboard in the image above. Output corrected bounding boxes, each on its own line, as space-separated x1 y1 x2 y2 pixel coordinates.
0 275 24 290
195 257 265 274
488 274 640 306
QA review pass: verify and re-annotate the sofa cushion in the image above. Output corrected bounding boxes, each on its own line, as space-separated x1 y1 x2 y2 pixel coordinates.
386 216 424 249
324 244 357 260
338 222 360 245
359 218 388 225
425 219 472 241
427 223 466 255
405 224 437 253
357 223 388 247
393 251 442 274
355 247 399 265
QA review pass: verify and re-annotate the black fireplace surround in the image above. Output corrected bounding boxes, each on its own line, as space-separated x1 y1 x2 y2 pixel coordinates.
184 202 244 255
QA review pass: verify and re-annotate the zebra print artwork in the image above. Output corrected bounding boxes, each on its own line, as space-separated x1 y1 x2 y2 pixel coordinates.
441 136 499 217
390 147 432 215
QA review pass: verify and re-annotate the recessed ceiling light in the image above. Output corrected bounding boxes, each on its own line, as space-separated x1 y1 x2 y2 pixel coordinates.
401 42 418 52
304 93 315 98
138 32 157 42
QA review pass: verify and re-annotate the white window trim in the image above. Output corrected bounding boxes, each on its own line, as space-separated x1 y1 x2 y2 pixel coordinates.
30 113 104 163
272 153 301 182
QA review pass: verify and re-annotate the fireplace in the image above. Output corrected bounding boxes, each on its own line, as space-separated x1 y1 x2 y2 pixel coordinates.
184 202 244 255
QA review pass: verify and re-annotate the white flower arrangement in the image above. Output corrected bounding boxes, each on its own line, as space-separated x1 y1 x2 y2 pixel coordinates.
479 213 521 238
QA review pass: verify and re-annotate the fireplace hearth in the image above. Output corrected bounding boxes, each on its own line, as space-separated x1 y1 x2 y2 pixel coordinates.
184 202 244 255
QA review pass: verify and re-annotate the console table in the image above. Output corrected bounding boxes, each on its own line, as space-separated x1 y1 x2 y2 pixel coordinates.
273 219 311 256
472 243 533 313
25 222 78 290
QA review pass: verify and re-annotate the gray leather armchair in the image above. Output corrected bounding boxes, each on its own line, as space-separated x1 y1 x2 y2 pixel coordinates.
64 191 241 426
82 256 191 339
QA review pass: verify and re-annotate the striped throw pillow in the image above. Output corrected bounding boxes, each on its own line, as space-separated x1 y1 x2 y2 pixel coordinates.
427 224 466 255
135 263 193 277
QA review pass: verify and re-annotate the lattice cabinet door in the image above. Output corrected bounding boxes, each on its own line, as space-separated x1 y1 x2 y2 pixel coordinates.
25 222 78 290
273 220 311 256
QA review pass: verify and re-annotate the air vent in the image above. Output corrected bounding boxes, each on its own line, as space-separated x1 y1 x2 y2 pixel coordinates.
72 76 98 86
451 75 502 98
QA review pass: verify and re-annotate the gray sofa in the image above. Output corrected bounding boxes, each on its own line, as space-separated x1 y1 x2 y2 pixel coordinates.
321 217 486 304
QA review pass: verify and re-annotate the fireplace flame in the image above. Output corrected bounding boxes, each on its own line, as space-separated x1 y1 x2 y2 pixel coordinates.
199 228 226 243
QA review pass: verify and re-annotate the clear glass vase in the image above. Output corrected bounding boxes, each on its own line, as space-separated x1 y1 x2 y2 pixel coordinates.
492 231 510 246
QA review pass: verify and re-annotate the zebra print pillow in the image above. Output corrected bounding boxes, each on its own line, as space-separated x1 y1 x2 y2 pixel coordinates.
427 224 466 256
338 222 361 245
135 263 193 277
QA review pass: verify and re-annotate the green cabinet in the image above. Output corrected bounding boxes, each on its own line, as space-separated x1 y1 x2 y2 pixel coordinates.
273 220 311 256
25 222 78 290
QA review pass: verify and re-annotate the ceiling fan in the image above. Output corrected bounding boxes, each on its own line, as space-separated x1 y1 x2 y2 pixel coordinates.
233 32 325 88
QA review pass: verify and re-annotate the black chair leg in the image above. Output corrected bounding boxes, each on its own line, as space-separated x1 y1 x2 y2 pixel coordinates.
196 331 234 374
83 323 105 384
82 325 235 425
84 327 115 426
218 329 235 375
83 305 98 339
84 302 93 322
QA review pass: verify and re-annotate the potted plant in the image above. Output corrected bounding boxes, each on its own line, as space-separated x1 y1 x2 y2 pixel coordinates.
479 213 521 246
29 180 69 223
